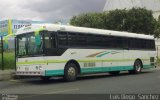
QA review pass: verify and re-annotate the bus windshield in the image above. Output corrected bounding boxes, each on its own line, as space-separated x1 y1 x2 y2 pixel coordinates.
17 32 43 57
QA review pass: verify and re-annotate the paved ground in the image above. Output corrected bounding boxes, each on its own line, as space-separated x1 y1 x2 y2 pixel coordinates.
0 70 14 81
0 68 160 100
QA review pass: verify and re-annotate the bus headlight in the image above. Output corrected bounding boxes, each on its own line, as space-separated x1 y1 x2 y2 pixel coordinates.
36 66 42 70
39 66 42 70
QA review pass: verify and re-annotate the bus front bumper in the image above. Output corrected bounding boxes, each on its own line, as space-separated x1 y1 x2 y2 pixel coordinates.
16 71 45 76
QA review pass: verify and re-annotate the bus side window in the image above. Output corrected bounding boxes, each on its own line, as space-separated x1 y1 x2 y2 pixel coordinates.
51 33 56 48
123 38 129 50
44 33 52 49
44 32 56 49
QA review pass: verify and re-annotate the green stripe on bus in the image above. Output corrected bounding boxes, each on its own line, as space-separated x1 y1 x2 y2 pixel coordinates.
45 70 64 76
17 61 47 65
81 65 134 73
17 60 67 65
81 64 152 74
78 59 132 62
44 64 152 76
47 60 67 63
96 52 110 57
78 59 149 63
143 64 154 69
17 58 150 65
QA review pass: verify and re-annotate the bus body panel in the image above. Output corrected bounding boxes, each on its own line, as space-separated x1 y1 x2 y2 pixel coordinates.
16 49 156 76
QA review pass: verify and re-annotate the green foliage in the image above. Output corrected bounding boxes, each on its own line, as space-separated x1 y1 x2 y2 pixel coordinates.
103 9 127 31
154 16 160 38
70 13 106 29
0 51 15 70
156 58 160 66
124 8 155 35
70 8 159 37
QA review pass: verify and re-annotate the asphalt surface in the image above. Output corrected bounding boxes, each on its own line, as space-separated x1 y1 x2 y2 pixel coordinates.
0 68 160 100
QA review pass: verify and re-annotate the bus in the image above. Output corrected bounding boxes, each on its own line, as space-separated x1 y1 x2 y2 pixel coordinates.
15 24 156 81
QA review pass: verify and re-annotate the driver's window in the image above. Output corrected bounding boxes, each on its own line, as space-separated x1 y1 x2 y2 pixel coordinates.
44 32 56 49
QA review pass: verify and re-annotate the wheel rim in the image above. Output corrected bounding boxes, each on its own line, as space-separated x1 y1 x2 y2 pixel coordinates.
135 64 141 72
68 67 76 77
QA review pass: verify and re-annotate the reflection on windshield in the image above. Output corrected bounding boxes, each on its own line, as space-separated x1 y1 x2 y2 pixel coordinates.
17 33 43 57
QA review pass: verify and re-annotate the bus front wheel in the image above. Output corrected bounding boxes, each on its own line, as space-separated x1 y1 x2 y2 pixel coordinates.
129 60 142 74
64 63 78 82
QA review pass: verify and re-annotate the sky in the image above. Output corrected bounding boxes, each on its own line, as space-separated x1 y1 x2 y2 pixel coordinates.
0 0 106 22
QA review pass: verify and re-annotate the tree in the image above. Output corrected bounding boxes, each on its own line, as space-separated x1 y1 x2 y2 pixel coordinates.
70 13 105 29
154 15 160 38
70 8 158 37
124 8 155 35
103 9 127 31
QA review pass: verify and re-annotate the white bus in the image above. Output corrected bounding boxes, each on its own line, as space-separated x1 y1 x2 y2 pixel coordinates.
16 24 156 81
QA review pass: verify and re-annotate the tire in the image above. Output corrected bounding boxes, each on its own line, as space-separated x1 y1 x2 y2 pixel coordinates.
40 76 51 81
129 60 142 74
64 63 78 82
109 71 120 76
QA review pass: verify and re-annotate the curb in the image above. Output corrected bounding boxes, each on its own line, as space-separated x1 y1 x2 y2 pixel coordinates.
0 70 36 81
152 66 160 70
0 70 15 81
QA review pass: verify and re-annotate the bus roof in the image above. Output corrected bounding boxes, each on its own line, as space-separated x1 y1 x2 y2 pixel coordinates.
16 24 154 40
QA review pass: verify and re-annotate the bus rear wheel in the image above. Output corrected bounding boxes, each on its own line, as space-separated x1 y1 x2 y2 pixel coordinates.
129 60 142 74
64 63 78 82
